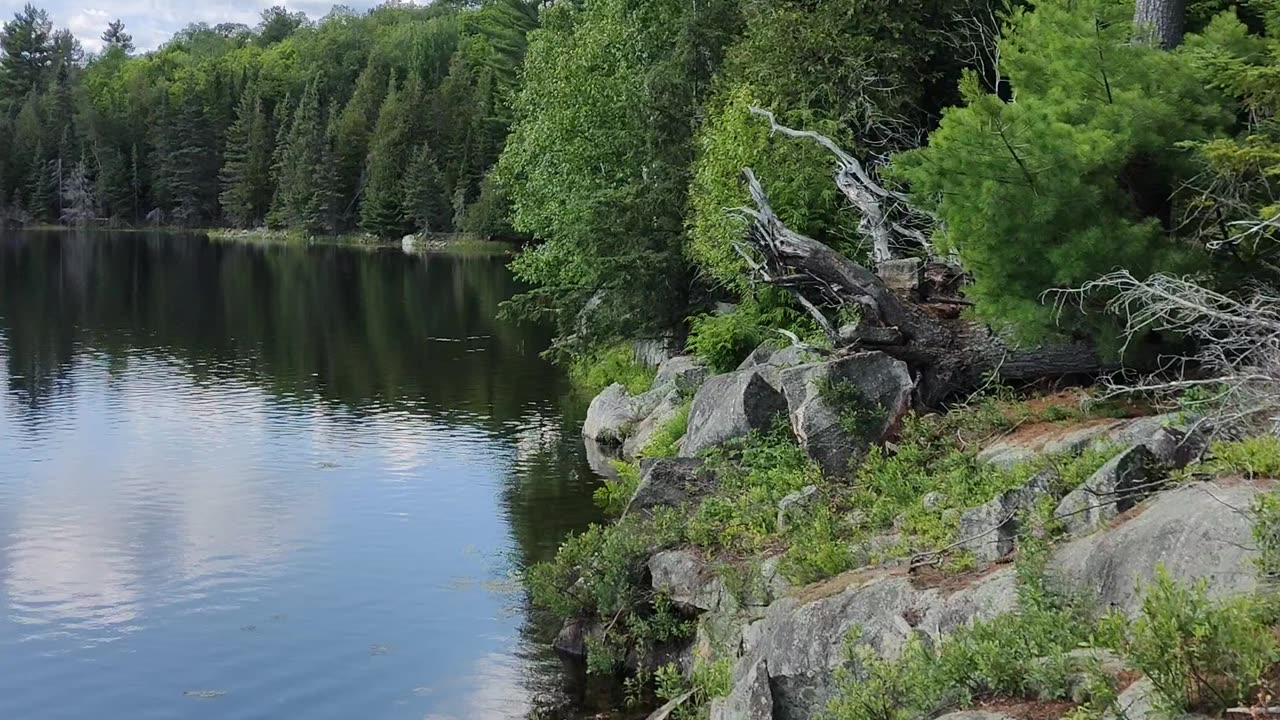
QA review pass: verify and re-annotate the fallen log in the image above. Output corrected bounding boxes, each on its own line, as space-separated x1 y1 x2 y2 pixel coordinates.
737 166 1102 405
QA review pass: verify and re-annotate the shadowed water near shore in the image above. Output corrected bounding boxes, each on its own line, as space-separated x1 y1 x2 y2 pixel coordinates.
0 230 605 720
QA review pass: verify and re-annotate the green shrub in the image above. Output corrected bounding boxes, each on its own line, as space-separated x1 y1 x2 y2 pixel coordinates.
685 291 818 373
824 549 1095 720
686 426 819 552
570 344 656 395
640 402 691 459
1202 436 1280 479
1253 490 1280 582
594 460 641 517
781 504 857 584
1120 566 1278 714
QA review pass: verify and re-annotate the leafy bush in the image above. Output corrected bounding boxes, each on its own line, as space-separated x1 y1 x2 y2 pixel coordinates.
594 460 641 517
825 546 1095 720
686 426 820 552
526 510 689 674
1119 567 1279 714
685 291 815 373
780 504 857 585
1253 490 1280 582
640 402 691 459
1202 436 1280 479
569 344 656 395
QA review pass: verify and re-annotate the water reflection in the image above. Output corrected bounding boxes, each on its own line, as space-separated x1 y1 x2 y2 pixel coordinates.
0 231 603 720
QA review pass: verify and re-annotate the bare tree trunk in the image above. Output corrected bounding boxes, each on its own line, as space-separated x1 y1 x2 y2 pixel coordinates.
1133 0 1185 49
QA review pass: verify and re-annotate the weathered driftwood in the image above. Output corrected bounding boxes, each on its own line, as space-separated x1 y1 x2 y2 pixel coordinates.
737 167 1101 405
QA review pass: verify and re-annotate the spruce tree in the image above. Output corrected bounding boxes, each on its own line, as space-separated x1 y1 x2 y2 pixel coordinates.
303 111 343 235
220 86 273 227
26 140 51 222
361 74 418 237
268 78 326 228
165 93 218 226
402 141 449 233
94 144 134 223
333 62 387 227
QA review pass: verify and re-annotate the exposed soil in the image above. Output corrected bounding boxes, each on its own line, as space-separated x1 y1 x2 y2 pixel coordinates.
970 695 1077 720
907 558 1010 594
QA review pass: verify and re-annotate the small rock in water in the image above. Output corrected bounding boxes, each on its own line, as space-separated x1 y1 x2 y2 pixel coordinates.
239 624 257 632
183 690 227 699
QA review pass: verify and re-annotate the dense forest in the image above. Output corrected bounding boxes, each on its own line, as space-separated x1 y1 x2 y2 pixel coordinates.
0 0 532 236
4 0 1280 363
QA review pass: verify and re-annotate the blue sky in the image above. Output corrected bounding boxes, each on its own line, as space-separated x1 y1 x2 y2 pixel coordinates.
0 0 379 53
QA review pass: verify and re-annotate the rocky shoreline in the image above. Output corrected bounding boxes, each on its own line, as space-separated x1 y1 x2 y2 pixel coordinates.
550 344 1274 720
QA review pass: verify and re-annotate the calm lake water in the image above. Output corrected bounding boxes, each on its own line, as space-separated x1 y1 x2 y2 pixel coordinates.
0 231 604 720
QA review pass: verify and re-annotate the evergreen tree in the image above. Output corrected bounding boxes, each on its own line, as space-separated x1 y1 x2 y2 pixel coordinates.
95 143 134 222
220 86 273 227
165 93 218 226
268 77 327 228
0 4 54 103
303 111 343 235
101 19 133 52
333 62 388 226
26 140 52 222
361 74 421 237
402 141 449 233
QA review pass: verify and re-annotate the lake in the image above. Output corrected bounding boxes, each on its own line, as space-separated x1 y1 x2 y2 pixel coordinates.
0 230 605 720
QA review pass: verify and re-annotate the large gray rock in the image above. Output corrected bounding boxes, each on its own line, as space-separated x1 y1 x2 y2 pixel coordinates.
583 383 641 445
956 469 1058 564
682 370 788 456
654 355 711 392
739 566 1018 720
738 343 815 391
1051 481 1267 616
777 352 913 478
709 657 772 720
649 548 734 614
977 413 1198 469
628 458 718 514
624 386 686 458
553 618 594 659
1054 445 1161 536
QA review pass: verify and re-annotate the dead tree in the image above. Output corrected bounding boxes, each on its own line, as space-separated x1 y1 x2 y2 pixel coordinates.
751 107 932 262
737 167 1102 405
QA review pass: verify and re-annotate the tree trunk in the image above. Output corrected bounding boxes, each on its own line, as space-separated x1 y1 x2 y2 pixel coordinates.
1133 0 1185 49
739 169 1103 406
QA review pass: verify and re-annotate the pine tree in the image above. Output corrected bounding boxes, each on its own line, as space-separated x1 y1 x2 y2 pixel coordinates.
60 154 96 225
361 74 421 237
268 79 327 228
220 86 273 227
101 19 133 53
0 5 54 103
402 141 449 233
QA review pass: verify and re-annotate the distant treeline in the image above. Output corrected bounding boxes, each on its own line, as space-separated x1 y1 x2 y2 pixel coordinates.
0 1 533 237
